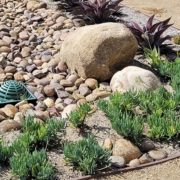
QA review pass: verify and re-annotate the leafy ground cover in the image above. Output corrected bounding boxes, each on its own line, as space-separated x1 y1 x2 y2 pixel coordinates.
98 50 180 142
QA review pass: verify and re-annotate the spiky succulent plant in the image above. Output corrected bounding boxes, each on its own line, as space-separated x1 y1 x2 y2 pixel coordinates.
79 0 123 23
129 15 173 53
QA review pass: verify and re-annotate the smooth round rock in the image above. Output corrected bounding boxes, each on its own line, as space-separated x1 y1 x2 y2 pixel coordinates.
128 159 140 167
110 156 126 168
148 150 168 160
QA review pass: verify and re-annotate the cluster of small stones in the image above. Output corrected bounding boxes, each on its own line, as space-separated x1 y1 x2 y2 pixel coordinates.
0 0 111 133
103 138 168 168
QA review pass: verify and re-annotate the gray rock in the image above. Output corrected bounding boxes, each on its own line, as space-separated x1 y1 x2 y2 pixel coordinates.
140 139 155 152
79 85 91 97
110 156 126 168
148 150 168 160
33 70 46 78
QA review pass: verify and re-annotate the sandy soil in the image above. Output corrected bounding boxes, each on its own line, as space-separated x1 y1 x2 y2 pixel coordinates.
101 158 180 180
122 0 180 29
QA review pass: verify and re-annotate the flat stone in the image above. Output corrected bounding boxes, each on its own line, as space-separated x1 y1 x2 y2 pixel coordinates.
4 66 16 73
148 150 168 160
56 90 69 98
63 98 74 105
60 79 73 87
0 46 11 53
26 64 36 73
65 86 77 94
33 70 46 78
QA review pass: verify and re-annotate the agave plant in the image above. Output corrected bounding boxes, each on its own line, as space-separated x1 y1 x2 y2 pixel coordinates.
79 0 123 23
129 15 173 53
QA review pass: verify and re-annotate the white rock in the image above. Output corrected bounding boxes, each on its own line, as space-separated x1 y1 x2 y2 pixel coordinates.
110 66 161 93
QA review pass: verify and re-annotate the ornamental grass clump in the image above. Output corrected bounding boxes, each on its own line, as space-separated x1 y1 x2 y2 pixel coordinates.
10 149 54 180
79 0 123 23
64 136 111 174
129 15 173 54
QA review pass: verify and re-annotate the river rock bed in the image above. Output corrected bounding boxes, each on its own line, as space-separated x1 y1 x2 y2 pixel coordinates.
0 0 179 179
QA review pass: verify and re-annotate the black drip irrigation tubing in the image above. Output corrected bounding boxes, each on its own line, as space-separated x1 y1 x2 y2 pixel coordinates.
73 153 180 180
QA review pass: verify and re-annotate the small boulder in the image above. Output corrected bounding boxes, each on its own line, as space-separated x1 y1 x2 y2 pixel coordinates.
113 139 142 163
110 66 161 92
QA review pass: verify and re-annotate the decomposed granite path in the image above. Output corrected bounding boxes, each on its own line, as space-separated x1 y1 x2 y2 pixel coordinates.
123 0 180 29
100 158 180 180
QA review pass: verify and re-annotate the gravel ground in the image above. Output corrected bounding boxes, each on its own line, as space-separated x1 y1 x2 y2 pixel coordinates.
101 158 180 180
122 0 180 29
120 6 180 37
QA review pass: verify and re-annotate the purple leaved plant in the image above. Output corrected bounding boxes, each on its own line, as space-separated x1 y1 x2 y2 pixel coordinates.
129 15 173 54
79 0 123 23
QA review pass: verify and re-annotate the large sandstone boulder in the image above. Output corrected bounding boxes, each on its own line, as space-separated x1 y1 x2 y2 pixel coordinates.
59 23 138 81
110 66 161 92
